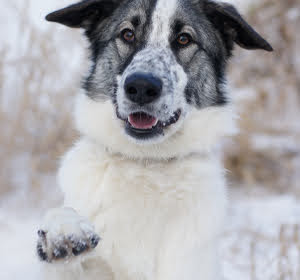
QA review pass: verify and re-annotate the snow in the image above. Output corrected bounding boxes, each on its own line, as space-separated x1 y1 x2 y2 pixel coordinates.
222 192 300 280
0 215 40 280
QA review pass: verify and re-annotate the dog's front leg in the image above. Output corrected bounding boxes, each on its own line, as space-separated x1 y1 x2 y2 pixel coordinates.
36 207 112 280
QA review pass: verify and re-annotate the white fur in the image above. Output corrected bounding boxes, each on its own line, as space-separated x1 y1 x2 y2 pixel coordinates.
38 90 237 279
149 0 178 46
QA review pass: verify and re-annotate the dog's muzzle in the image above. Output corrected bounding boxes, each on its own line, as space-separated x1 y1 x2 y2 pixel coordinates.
117 71 182 141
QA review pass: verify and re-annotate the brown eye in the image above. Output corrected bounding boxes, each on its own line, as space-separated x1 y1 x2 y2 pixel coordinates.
122 29 135 43
177 33 192 46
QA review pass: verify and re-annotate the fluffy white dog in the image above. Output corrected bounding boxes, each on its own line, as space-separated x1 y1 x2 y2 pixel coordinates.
37 0 272 279
38 96 235 280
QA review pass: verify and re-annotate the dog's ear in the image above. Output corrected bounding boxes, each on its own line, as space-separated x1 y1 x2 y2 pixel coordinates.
203 1 273 53
45 0 120 28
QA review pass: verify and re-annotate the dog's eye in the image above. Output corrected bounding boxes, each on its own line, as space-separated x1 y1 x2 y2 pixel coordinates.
121 29 135 43
176 33 192 46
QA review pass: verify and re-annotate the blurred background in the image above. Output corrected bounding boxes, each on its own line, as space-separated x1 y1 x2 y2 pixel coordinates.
0 0 299 279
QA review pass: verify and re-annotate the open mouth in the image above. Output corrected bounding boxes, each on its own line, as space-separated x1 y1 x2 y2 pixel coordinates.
128 112 159 130
119 109 181 139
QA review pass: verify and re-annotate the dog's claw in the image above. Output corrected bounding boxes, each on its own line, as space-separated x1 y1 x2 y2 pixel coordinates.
38 230 47 238
90 234 100 249
68 235 89 256
37 242 48 262
53 246 68 259
71 241 89 256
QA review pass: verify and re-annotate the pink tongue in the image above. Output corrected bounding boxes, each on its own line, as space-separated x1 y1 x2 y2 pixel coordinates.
128 112 157 130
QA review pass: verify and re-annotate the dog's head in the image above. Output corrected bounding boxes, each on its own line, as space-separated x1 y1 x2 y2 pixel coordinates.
47 0 272 157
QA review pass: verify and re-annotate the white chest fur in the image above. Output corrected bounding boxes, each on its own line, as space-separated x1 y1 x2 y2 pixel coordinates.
58 139 227 280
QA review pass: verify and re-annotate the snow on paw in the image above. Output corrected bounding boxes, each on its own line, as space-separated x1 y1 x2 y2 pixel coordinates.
36 207 100 262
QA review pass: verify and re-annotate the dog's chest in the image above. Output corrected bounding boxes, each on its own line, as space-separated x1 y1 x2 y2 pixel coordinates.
86 156 208 280
61 145 225 280
94 194 173 280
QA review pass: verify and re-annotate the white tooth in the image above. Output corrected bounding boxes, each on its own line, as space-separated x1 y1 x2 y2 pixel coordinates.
152 119 158 128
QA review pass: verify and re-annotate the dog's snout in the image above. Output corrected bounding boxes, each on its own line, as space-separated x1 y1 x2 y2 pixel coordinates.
124 73 162 105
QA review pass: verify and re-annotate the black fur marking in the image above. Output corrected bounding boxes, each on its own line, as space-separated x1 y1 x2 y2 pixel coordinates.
167 3 224 108
46 0 120 28
173 20 185 34
83 63 97 93
215 86 227 105
84 0 159 99
89 234 101 248
82 40 111 93
85 31 111 62
132 16 141 27
185 87 193 104
53 247 68 259
111 83 119 105
203 1 273 53
38 230 47 238
204 49 228 106
117 43 147 75
71 241 89 256
37 242 48 262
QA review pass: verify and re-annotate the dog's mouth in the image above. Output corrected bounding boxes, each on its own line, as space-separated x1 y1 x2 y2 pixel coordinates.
128 112 159 130
118 110 181 140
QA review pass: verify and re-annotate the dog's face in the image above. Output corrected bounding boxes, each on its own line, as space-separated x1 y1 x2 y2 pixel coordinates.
47 0 272 145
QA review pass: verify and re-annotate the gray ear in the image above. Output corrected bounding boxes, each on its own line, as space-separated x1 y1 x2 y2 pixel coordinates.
46 0 120 28
204 1 273 52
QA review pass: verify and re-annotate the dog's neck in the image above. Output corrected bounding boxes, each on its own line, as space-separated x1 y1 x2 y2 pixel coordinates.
74 93 237 161
103 148 213 164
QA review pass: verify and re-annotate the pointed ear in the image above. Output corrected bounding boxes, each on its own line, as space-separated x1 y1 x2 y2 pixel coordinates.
45 0 119 28
204 1 273 52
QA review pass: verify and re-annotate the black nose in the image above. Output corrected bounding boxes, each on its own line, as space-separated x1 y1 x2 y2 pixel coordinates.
124 73 162 105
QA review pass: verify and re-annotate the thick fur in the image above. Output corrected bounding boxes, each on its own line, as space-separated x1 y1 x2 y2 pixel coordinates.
38 0 272 279
38 97 236 280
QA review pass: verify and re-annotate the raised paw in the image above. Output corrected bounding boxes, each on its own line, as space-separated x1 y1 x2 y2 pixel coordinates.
36 208 100 262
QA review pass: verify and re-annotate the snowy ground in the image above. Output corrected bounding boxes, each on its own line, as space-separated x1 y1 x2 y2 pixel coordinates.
223 190 300 280
1 187 300 280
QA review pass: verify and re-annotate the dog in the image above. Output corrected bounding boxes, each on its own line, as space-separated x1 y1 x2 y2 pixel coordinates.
37 0 272 279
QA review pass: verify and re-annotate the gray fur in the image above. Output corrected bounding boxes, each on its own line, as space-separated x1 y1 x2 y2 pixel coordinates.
46 0 272 141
